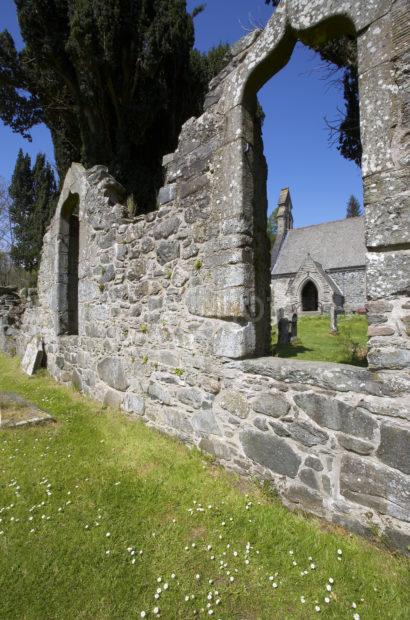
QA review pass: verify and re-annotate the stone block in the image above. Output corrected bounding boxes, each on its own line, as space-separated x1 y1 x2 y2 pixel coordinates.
162 153 175 169
177 387 203 409
213 321 256 359
365 194 410 248
199 436 232 460
332 514 373 540
340 454 410 522
288 420 329 447
171 267 189 288
71 369 82 392
240 429 301 478
162 408 193 435
288 0 387 34
186 285 247 319
147 382 172 405
304 456 323 472
192 410 222 436
214 389 250 419
268 419 291 437
253 417 269 431
250 393 290 418
367 347 410 371
122 392 145 415
337 433 374 455
103 388 123 409
367 250 410 300
367 314 388 325
156 240 180 265
299 467 320 491
368 325 395 337
152 216 180 240
367 300 393 313
383 527 410 557
359 396 410 421
97 357 129 391
357 13 392 74
101 264 115 284
158 184 176 205
377 422 410 474
360 63 396 177
179 174 209 199
294 392 378 440
284 484 323 513
239 358 384 396
204 92 222 111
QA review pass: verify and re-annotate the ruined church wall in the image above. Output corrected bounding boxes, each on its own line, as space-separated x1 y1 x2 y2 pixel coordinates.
0 0 409 553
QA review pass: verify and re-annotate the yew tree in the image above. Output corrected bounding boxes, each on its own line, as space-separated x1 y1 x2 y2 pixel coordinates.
0 0 219 212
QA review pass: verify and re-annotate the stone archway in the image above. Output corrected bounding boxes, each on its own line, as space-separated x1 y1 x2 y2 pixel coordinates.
198 0 409 368
301 280 318 311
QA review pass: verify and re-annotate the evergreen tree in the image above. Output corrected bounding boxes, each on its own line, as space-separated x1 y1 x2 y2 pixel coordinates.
0 1 229 212
31 154 58 265
8 150 57 272
346 194 362 218
9 149 33 270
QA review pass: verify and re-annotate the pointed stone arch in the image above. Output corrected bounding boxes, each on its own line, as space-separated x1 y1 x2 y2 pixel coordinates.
201 0 407 363
301 279 319 311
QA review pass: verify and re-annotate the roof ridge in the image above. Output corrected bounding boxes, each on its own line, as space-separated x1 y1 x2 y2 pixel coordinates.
289 216 364 232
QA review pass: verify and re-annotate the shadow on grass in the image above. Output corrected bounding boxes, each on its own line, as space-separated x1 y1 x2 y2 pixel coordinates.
338 354 368 368
272 342 314 358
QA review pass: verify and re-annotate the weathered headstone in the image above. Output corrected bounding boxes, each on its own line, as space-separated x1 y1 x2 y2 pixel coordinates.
330 305 338 334
278 316 290 346
21 336 43 375
291 313 298 340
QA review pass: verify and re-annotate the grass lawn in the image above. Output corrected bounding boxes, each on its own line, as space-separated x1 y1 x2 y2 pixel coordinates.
272 315 368 366
0 354 408 619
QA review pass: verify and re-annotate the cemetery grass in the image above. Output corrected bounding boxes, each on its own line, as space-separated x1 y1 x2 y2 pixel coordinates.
272 315 368 366
0 355 409 620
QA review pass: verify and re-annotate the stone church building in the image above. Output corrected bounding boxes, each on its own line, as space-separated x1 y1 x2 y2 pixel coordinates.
271 188 366 319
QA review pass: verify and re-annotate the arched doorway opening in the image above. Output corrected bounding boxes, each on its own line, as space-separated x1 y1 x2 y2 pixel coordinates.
301 280 318 311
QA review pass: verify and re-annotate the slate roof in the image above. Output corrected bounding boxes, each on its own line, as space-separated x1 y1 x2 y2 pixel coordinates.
272 216 366 275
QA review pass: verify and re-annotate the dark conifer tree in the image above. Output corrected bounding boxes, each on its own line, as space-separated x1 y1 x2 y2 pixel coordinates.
8 150 57 272
8 149 33 270
31 154 58 265
346 194 362 218
0 1 229 212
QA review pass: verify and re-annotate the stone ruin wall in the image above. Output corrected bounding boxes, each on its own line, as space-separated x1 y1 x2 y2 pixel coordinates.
0 0 409 553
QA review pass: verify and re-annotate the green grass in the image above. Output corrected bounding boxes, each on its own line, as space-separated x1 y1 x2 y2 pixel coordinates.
0 354 408 620
272 315 368 366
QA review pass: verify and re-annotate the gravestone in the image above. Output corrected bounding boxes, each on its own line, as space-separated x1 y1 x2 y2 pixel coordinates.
278 316 290 346
21 336 44 375
330 305 338 334
291 313 298 340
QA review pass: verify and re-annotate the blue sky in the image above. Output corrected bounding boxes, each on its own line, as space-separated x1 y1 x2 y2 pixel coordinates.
0 0 363 226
